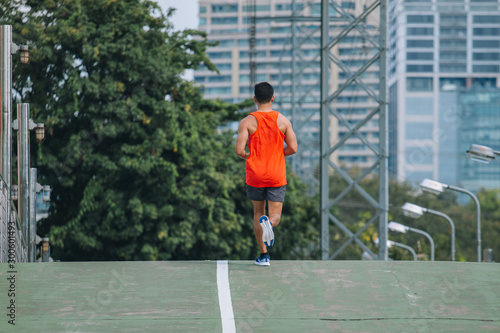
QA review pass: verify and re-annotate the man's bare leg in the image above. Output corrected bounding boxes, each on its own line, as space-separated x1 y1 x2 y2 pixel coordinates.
251 200 267 253
268 201 283 228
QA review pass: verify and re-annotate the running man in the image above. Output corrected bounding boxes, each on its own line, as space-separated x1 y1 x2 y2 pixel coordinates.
235 82 298 266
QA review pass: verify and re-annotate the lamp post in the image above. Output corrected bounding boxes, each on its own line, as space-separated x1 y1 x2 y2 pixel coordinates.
1 26 29 195
374 238 417 261
420 179 481 262
402 202 456 261
466 144 500 163
1 25 29 263
388 221 434 261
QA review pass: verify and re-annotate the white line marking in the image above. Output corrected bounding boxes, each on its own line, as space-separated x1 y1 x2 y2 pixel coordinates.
217 260 236 333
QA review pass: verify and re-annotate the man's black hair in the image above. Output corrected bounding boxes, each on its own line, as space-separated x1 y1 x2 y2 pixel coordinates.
254 82 274 104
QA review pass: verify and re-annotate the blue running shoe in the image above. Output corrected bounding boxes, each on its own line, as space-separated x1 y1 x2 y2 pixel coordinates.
255 254 270 266
259 215 274 247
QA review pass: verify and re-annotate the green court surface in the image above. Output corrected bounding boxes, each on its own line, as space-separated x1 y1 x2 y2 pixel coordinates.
0 260 499 332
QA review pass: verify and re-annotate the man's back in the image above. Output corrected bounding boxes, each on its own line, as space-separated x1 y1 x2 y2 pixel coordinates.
245 111 287 187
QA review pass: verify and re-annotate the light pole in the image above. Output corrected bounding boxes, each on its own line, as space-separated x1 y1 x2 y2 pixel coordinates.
1 25 29 263
388 221 434 261
420 179 481 262
14 104 46 262
402 202 456 261
374 238 417 261
466 144 500 163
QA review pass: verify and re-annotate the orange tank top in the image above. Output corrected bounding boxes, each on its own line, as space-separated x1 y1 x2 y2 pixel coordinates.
246 111 287 187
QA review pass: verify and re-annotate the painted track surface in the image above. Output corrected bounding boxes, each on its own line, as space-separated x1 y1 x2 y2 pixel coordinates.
1 261 499 332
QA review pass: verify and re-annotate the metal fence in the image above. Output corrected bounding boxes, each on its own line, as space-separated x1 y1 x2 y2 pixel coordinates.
0 176 27 263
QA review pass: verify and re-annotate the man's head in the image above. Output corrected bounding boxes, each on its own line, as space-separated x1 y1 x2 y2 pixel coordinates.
254 82 274 104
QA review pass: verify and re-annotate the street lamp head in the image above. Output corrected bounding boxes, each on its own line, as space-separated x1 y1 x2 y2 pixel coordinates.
402 202 425 219
466 144 496 163
35 123 45 142
388 221 409 233
19 45 29 64
420 178 447 195
374 237 393 248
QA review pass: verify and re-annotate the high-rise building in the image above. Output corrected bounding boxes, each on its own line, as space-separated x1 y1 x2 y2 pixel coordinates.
388 0 500 187
459 87 500 192
195 0 381 187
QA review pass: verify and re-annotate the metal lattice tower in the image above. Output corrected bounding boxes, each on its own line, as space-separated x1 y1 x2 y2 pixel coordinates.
248 0 257 90
275 0 388 260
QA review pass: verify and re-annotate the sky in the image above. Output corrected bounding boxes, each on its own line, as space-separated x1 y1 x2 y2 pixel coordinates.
155 0 200 80
155 0 199 31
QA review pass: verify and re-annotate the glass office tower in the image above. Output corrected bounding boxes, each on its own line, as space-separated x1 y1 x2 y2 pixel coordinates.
388 0 500 187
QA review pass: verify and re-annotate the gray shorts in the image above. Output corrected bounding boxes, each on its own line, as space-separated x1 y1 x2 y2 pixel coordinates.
246 185 286 202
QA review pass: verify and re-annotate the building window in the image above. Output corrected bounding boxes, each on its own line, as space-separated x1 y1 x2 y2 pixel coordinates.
208 75 231 83
440 27 466 37
440 78 466 91
406 78 433 92
217 63 232 71
270 50 291 57
205 87 232 95
473 65 500 73
406 97 433 115
440 64 467 73
239 50 266 58
337 96 369 103
473 28 500 36
407 27 434 36
208 52 232 59
440 14 467 25
211 39 235 47
211 4 238 13
473 15 500 24
270 26 291 33
239 74 266 82
275 4 304 11
407 40 434 48
238 39 266 46
341 2 356 9
473 52 500 61
405 122 433 140
269 37 291 45
199 6 207 14
440 39 466 49
243 5 271 11
407 15 434 23
407 52 434 61
212 17 238 25
194 76 205 83
407 64 433 72
473 40 500 48
199 18 207 26
440 51 466 61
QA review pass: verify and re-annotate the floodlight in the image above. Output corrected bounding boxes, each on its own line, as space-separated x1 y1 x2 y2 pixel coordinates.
420 179 447 195
402 202 425 219
388 221 408 234
466 144 500 164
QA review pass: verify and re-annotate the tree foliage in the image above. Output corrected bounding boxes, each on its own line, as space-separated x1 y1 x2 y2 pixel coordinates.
2 0 319 261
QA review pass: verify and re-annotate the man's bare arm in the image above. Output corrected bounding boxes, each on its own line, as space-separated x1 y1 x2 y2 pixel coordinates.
283 119 298 157
235 118 250 159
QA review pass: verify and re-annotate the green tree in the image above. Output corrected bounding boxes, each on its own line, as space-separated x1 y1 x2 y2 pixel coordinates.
2 0 319 261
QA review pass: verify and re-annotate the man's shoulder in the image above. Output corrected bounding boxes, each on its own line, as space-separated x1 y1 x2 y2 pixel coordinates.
240 114 258 128
276 112 291 125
